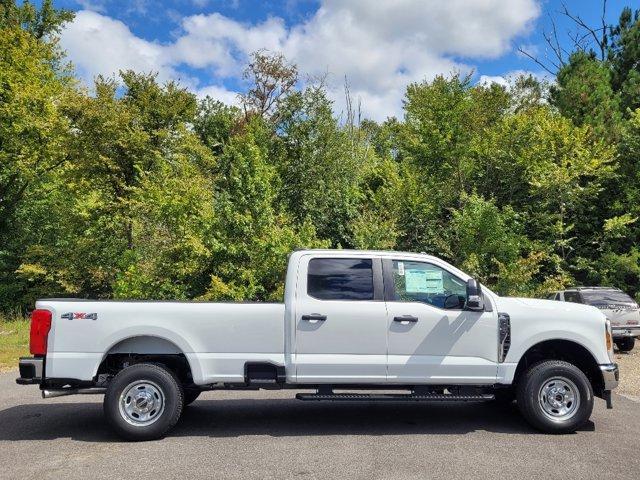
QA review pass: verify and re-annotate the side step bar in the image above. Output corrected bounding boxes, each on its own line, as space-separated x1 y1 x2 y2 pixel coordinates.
296 392 495 402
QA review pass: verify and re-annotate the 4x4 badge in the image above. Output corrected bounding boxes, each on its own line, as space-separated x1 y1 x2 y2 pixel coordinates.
61 312 97 320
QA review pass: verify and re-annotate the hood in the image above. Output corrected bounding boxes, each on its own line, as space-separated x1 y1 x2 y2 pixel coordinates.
494 296 605 318
489 295 612 366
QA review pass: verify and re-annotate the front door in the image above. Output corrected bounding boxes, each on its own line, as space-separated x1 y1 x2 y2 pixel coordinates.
294 255 388 383
384 259 498 384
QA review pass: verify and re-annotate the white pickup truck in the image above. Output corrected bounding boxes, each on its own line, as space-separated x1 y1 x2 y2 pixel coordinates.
17 249 619 440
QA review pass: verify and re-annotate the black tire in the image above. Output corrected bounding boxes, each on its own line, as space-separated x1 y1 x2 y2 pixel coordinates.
516 360 593 434
104 363 184 441
183 387 202 406
615 337 635 352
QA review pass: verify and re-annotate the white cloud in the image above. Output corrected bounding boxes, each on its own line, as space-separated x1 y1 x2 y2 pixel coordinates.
195 85 240 105
169 14 288 77
74 0 107 13
478 69 552 89
478 75 511 88
61 1 541 120
61 11 175 83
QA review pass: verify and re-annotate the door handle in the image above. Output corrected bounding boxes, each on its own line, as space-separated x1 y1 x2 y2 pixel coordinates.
301 314 327 321
393 315 419 323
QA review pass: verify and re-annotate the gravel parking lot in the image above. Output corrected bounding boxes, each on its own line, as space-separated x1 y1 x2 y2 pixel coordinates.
614 347 640 400
0 371 639 480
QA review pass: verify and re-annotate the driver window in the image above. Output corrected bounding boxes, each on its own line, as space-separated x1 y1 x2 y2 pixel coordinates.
391 260 467 309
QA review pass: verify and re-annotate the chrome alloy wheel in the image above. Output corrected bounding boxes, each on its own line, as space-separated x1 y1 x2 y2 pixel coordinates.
118 380 165 427
538 376 580 422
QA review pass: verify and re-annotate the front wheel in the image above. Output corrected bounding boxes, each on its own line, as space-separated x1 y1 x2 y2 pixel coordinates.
516 360 593 434
615 337 635 352
104 363 184 441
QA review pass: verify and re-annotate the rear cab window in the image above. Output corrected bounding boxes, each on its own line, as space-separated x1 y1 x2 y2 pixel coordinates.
307 258 374 300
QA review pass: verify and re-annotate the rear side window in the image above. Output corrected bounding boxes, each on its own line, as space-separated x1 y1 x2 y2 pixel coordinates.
307 258 374 300
564 292 582 303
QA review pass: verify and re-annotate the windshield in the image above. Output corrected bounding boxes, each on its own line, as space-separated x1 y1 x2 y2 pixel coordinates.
581 290 637 306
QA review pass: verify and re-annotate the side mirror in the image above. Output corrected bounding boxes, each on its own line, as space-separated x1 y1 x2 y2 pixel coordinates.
466 278 485 311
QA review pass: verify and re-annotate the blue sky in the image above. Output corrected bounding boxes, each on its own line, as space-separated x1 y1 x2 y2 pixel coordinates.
43 0 636 120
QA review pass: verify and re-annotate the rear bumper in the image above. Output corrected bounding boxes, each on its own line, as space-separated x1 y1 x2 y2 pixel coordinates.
16 357 44 385
612 326 640 338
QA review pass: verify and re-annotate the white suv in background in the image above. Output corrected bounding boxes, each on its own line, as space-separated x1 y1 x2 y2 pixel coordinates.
549 287 640 352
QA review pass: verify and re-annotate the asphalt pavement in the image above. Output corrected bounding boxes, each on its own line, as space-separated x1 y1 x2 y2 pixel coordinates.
0 371 638 480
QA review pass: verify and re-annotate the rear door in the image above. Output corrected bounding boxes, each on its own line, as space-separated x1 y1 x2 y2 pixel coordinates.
294 255 388 383
383 258 499 384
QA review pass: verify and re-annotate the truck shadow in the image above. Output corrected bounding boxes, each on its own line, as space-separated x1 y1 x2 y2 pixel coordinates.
0 398 595 442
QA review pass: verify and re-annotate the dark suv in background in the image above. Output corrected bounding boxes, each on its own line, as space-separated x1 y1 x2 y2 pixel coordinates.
548 287 640 351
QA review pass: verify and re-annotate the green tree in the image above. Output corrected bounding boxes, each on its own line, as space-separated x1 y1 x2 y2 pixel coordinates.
0 2 74 309
608 7 640 113
478 106 614 285
0 0 73 39
551 51 622 138
15 73 216 301
276 85 364 246
609 109 640 254
401 74 475 200
194 97 241 154
201 118 326 301
449 194 526 282
240 50 298 123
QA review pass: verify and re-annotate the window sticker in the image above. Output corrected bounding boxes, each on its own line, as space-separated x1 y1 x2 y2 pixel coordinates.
405 269 428 293
397 261 405 276
424 269 444 293
405 268 443 293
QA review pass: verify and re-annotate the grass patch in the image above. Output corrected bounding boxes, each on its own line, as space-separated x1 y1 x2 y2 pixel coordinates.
0 312 30 372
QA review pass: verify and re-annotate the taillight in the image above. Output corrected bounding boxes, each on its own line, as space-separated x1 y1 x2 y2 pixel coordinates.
30 309 52 355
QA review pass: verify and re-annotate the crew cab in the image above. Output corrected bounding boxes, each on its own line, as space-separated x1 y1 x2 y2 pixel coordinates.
17 249 619 440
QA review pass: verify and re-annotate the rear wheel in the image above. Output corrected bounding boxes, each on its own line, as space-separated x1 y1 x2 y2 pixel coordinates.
104 363 184 441
516 360 593 434
615 337 635 352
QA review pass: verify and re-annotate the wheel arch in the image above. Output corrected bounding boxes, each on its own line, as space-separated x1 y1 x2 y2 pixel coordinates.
95 334 197 385
513 339 604 396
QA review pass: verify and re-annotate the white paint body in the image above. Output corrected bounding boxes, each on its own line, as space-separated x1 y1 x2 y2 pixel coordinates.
38 250 612 386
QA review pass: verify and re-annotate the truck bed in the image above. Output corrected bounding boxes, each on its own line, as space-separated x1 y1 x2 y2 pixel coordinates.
37 299 286 385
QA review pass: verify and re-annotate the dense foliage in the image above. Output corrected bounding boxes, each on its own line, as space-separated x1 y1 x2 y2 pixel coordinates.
1 1 640 311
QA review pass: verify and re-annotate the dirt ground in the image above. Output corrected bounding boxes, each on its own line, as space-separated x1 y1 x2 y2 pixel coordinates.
614 345 640 400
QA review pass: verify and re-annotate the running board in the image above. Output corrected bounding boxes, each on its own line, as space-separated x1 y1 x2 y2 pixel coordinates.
296 393 494 402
